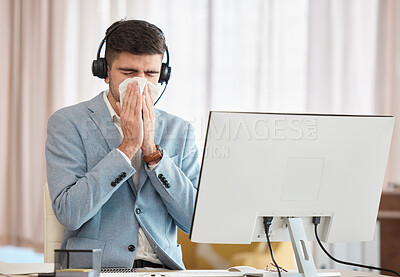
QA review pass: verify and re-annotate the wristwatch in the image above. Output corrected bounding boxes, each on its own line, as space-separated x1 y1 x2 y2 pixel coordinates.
143 145 163 165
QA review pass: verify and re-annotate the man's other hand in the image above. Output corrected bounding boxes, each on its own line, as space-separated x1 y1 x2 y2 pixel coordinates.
141 84 157 156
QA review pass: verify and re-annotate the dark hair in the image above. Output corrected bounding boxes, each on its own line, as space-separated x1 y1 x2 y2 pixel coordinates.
105 19 167 67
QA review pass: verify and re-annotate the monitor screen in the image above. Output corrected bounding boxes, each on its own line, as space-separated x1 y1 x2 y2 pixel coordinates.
190 111 394 244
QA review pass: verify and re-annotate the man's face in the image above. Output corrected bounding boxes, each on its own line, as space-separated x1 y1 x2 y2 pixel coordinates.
105 51 163 103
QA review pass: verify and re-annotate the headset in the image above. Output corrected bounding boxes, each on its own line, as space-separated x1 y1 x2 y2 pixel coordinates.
92 21 171 104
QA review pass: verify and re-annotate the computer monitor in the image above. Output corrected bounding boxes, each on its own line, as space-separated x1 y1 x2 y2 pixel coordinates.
190 111 394 274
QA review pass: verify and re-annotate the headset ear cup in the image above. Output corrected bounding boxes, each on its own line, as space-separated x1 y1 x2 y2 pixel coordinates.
158 63 171 84
92 60 100 77
99 58 108 79
92 58 108 79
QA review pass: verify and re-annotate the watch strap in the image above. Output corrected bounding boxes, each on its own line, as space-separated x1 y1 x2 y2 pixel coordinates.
143 145 163 164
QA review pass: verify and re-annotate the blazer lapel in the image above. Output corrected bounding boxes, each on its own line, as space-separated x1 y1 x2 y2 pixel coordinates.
153 109 163 145
136 164 148 192
87 92 137 195
87 92 121 151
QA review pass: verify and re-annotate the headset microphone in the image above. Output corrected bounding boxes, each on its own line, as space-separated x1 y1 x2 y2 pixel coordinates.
153 47 170 105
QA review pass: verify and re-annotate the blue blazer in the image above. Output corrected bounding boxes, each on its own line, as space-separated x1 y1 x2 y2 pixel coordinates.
45 92 200 269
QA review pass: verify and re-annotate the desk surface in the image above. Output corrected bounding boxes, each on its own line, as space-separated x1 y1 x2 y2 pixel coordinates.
99 269 390 277
0 266 390 277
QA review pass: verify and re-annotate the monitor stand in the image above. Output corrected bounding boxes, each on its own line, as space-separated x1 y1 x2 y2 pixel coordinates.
286 217 340 277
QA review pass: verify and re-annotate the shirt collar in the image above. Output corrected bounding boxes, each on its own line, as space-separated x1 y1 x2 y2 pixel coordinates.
103 90 121 125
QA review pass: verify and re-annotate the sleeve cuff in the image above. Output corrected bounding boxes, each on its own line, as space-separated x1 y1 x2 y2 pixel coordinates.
146 160 160 171
116 148 132 165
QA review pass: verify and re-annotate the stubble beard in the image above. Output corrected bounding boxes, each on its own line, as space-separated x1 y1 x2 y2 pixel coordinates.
108 78 120 103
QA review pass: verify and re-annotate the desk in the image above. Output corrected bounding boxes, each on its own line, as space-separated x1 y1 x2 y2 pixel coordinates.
323 270 389 277
98 269 389 277
2 269 391 277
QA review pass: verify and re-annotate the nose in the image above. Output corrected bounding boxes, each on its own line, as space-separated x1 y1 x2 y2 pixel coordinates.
137 72 146 78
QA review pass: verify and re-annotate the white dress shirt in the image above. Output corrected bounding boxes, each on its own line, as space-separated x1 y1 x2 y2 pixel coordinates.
103 90 163 265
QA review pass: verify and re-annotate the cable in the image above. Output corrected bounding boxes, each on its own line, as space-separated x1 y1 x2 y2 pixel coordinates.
263 217 281 277
312 217 400 277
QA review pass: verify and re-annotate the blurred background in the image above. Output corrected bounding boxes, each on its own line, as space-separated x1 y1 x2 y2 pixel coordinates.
1 0 400 272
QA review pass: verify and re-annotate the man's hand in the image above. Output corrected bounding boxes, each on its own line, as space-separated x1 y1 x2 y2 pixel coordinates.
116 82 143 160
141 84 157 156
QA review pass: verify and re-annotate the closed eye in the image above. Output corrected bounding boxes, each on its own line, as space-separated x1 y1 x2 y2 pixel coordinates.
146 72 158 77
118 68 138 75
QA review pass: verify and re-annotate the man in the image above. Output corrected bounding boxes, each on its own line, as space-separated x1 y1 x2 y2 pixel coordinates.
45 19 200 270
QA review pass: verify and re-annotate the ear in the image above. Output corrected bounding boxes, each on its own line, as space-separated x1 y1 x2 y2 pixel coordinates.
104 65 110 84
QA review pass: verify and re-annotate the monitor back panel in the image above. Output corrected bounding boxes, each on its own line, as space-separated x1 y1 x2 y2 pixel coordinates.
190 112 394 244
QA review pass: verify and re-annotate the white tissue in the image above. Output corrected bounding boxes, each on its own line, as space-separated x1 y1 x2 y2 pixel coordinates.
119 77 161 107
147 82 161 103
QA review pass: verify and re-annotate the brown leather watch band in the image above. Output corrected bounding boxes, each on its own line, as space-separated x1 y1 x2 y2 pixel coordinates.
143 145 162 164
